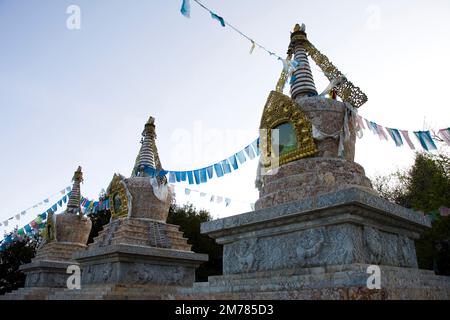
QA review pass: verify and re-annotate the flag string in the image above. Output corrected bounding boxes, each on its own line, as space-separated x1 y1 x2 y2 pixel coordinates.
188 0 283 60
0 185 72 229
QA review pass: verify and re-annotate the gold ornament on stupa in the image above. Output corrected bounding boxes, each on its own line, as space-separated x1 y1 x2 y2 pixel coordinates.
260 23 368 169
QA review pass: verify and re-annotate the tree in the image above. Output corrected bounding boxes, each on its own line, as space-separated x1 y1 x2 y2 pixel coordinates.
374 152 450 274
0 235 39 295
87 207 111 244
167 203 222 281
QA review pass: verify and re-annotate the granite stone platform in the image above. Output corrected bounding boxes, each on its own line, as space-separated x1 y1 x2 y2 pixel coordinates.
182 187 450 300
74 244 208 286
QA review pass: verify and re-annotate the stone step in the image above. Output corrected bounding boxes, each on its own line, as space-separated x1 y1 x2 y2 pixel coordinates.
190 269 450 294
0 287 58 300
34 250 77 260
113 226 187 240
109 233 190 250
111 236 150 247
48 284 180 300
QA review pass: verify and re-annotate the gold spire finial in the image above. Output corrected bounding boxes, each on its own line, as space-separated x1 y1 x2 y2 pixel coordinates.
143 115 156 137
146 115 155 126
293 23 306 33
73 166 83 183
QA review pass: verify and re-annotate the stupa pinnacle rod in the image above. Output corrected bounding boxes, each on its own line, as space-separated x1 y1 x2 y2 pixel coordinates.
66 166 83 214
138 116 156 170
288 23 318 99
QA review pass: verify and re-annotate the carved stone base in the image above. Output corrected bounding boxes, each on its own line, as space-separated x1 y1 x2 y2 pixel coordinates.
18 260 74 288
17 242 88 289
175 264 450 300
72 244 207 287
196 187 450 299
204 187 429 275
68 216 208 290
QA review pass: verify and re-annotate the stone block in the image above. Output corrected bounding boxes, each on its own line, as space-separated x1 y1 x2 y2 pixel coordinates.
73 244 208 287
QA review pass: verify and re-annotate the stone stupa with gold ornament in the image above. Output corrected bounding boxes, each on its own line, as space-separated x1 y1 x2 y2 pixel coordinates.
178 24 450 300
51 116 207 300
1 166 92 300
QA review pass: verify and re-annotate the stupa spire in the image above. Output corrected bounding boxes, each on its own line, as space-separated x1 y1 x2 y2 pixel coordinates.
288 23 318 99
66 166 83 214
133 116 157 177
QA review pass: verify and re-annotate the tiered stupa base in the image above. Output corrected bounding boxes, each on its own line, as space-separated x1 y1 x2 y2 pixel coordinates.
87 217 192 251
0 242 88 300
20 243 87 288
0 189 93 300
188 187 450 300
50 217 207 299
256 157 373 210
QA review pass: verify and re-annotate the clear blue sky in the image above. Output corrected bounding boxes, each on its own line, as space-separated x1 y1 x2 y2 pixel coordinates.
1 0 449 234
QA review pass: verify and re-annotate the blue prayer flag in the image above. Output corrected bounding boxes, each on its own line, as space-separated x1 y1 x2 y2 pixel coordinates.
228 155 239 170
187 171 194 184
158 170 169 178
24 225 32 233
244 145 256 159
235 150 246 164
369 121 379 135
414 131 437 151
210 12 225 27
193 170 201 184
206 166 214 179
251 139 260 156
169 172 176 183
145 166 156 177
200 168 208 183
386 128 403 147
221 159 232 174
180 0 191 18
214 163 224 177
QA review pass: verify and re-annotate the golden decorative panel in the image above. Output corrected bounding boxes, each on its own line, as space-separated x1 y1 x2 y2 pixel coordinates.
108 174 129 219
42 212 55 242
275 54 293 93
304 40 368 108
260 90 317 167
